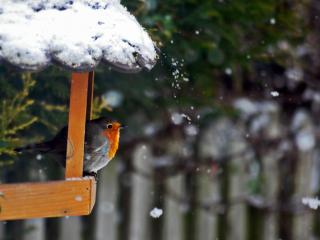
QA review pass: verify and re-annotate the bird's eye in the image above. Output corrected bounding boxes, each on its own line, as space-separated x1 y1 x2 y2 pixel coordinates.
107 124 113 129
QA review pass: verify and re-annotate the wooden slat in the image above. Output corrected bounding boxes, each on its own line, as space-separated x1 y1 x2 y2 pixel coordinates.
0 178 96 220
89 176 97 211
65 73 90 178
86 71 94 120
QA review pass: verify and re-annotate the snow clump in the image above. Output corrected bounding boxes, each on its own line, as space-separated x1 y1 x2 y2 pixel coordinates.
0 0 157 72
302 197 320 210
150 207 163 218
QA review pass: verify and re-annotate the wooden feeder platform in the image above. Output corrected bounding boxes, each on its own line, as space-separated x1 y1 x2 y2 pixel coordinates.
0 72 97 220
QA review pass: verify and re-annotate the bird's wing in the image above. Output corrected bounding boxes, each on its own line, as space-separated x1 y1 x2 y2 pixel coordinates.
84 121 109 155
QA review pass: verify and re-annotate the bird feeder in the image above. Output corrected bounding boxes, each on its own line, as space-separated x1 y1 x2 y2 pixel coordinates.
0 0 157 220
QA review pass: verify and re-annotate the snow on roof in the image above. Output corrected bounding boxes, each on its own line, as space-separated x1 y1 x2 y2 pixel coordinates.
0 0 158 72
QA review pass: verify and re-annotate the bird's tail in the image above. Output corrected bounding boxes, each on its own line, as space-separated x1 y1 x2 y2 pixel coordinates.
15 142 52 154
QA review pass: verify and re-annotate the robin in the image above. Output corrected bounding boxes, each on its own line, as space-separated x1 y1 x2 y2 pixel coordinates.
15 117 124 177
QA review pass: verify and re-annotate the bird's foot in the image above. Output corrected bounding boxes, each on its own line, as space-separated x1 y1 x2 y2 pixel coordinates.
84 171 98 181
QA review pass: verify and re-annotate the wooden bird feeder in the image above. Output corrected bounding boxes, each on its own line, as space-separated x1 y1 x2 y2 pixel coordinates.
0 72 97 220
0 0 157 220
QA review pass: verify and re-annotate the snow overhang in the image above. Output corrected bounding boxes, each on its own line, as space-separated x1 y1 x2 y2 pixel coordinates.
0 0 158 72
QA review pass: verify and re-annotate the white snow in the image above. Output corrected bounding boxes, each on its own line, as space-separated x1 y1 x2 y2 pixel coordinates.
270 18 276 25
295 130 315 151
302 197 320 210
181 113 191 122
102 90 123 108
66 176 94 181
150 207 163 218
303 88 320 103
185 125 198 136
199 118 248 159
270 91 279 97
0 0 157 72
291 110 309 131
74 195 83 202
233 98 258 118
171 112 183 125
143 123 161 136
285 67 303 82
258 101 278 113
291 110 315 151
234 99 279 118
36 154 42 160
225 67 232 75
250 114 270 133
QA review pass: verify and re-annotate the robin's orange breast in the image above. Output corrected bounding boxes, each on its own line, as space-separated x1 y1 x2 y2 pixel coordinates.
103 128 120 160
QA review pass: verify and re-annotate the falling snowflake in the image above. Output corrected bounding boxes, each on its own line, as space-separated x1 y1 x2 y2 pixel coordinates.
225 68 232 75
270 91 279 97
270 18 276 25
302 197 320 210
150 207 163 218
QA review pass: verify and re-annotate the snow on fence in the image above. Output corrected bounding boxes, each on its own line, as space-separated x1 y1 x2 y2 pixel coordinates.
3 103 320 240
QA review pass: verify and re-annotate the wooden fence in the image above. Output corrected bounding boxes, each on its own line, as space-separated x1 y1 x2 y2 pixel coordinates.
1 101 319 240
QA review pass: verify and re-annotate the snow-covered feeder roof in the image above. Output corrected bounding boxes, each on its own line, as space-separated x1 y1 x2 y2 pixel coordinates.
0 0 158 72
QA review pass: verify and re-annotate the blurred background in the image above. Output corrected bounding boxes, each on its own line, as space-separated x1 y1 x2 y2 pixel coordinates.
1 0 320 239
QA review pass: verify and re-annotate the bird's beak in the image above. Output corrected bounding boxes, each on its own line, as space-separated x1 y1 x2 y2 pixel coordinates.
120 125 127 130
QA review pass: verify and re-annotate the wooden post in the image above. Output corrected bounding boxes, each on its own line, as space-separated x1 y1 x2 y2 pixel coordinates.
163 174 185 240
23 219 44 240
86 72 94 120
293 151 315 239
61 217 81 240
196 173 220 240
96 161 118 240
65 72 93 178
261 151 280 240
292 110 315 240
129 144 153 240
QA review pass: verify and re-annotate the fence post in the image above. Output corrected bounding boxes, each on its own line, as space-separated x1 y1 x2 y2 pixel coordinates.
23 219 44 240
61 217 81 240
195 172 220 240
260 103 282 240
199 118 249 239
291 110 316 239
227 122 250 240
227 154 249 240
96 161 119 240
163 174 185 240
261 151 281 240
129 144 153 240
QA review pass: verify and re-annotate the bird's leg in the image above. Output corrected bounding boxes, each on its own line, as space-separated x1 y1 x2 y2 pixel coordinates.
83 171 98 181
